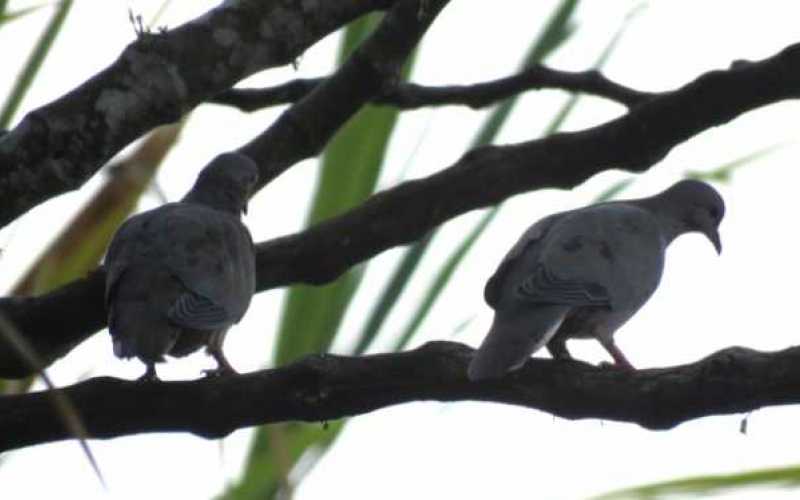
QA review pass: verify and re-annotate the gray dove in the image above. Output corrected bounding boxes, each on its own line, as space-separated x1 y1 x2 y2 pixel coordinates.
104 153 258 381
468 180 724 381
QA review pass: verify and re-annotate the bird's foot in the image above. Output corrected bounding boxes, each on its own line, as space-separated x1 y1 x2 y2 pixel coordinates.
204 348 238 377
137 365 160 382
598 360 635 371
546 337 573 362
598 339 636 371
551 353 574 363
202 365 238 378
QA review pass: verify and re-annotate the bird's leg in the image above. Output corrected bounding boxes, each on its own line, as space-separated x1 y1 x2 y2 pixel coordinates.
597 338 635 371
138 363 160 382
546 335 573 361
203 330 238 377
204 347 238 377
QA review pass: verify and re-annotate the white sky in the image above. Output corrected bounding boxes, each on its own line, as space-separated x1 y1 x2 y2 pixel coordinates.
1 1 800 499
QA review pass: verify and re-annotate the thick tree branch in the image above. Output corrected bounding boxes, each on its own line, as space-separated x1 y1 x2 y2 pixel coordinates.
1 43 799 378
238 0 450 187
0 273 106 375
0 0 393 228
1 341 798 452
210 65 655 112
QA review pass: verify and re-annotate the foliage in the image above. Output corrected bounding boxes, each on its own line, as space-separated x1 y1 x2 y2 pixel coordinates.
0 2 794 499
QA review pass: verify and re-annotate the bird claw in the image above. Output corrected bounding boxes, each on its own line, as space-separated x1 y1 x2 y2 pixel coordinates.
137 365 160 382
598 360 635 371
205 347 238 377
203 358 239 378
203 365 238 378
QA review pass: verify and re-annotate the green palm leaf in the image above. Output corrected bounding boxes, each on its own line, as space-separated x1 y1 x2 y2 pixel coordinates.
353 0 582 355
592 465 800 500
686 142 789 183
226 15 416 499
0 0 74 128
0 4 49 25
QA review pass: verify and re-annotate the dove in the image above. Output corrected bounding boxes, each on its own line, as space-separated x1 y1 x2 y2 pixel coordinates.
104 152 258 381
468 179 724 381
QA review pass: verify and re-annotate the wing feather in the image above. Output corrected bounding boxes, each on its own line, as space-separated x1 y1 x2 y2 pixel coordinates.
168 293 232 330
517 264 610 306
484 213 563 307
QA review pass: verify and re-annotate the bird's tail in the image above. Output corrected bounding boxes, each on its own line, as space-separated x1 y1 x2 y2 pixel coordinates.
109 302 176 364
468 306 567 381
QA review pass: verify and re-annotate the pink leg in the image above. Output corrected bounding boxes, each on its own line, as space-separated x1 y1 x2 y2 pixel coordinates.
203 330 238 377
598 338 636 371
204 347 238 377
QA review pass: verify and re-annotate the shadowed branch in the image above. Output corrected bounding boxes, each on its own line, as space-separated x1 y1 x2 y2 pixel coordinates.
210 65 654 112
1 341 797 452
0 0 394 228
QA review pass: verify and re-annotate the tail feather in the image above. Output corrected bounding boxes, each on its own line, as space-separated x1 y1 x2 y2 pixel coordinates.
468 306 568 381
109 302 177 364
108 266 184 365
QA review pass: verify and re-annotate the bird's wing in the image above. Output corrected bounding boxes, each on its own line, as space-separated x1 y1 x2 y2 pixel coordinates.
168 292 232 330
159 205 255 324
517 263 611 307
105 203 255 327
484 212 563 308
512 202 667 311
104 210 161 306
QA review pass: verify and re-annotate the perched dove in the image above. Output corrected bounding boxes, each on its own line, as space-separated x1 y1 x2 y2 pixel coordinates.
468 180 724 381
104 153 258 380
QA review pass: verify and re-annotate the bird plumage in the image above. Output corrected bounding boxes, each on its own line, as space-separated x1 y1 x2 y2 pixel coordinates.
468 180 724 381
104 153 258 380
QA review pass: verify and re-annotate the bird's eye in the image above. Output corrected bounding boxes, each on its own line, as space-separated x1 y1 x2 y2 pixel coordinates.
708 207 720 220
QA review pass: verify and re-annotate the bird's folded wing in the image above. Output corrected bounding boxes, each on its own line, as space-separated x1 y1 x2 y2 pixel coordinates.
160 209 254 321
168 292 232 330
517 264 611 307
484 213 563 307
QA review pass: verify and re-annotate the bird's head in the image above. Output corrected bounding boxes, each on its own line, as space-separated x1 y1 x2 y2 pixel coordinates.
660 179 725 254
185 153 259 214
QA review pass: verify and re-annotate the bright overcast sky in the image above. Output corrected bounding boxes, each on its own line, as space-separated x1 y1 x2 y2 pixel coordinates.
1 1 800 499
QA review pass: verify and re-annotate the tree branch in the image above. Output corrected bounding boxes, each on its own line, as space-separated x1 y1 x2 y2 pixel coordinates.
210 65 654 112
238 0 451 188
0 272 106 376
2 341 798 452
0 0 393 228
1 43 799 378
252 43 800 288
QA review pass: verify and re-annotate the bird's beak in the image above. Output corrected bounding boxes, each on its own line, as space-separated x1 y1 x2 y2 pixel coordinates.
703 227 722 255
242 203 248 215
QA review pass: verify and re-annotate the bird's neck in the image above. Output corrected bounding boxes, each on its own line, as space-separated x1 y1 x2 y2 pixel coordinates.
182 189 242 215
639 195 689 247
653 212 687 247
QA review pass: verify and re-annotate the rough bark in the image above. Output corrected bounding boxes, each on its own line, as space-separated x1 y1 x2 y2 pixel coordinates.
238 0 451 187
1 341 796 452
0 0 394 228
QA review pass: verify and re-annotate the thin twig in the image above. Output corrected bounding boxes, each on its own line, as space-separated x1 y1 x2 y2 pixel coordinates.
210 65 655 113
